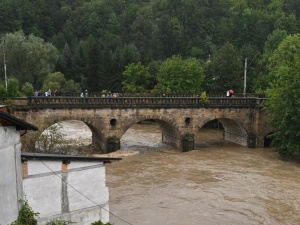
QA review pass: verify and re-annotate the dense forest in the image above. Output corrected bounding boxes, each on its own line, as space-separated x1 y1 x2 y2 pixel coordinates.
0 0 299 95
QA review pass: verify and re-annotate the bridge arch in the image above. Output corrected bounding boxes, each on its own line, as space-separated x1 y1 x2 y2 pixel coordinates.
37 116 108 153
112 114 183 150
197 117 249 147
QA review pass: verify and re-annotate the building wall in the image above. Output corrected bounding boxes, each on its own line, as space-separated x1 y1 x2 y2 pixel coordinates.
23 160 109 224
0 126 23 225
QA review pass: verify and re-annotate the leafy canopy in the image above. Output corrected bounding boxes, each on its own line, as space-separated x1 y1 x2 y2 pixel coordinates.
122 62 152 93
265 34 300 159
155 56 204 94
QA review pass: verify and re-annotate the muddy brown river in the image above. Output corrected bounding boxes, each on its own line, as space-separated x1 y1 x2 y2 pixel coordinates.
58 121 300 225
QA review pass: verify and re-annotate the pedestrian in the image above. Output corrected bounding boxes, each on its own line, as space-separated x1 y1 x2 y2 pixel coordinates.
80 92 84 97
34 90 39 97
85 90 88 97
45 91 48 97
47 89 52 96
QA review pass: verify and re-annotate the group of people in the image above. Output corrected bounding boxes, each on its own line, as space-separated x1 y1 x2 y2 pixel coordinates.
80 90 88 97
43 89 60 97
104 93 119 98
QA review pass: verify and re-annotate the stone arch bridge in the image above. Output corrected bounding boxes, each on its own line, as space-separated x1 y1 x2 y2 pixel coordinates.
10 96 272 153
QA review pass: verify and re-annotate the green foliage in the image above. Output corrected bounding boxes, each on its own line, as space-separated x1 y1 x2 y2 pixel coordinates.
42 72 66 92
11 199 39 225
265 34 300 159
91 221 113 225
7 77 20 97
200 91 209 106
254 29 288 92
155 56 204 94
122 62 152 93
0 83 7 96
205 42 243 94
22 82 34 97
0 31 58 89
62 79 81 93
1 0 300 93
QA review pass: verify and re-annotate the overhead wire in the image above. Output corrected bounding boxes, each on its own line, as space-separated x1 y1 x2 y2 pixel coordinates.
29 152 134 225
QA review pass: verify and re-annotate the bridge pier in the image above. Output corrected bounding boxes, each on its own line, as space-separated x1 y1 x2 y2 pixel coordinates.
106 137 120 153
181 133 195 152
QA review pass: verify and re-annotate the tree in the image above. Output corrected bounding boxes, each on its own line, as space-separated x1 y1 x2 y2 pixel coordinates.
41 72 66 92
62 79 81 93
0 31 58 90
7 77 20 97
122 62 152 93
265 34 300 159
205 42 243 94
155 56 204 94
254 29 288 92
22 82 34 96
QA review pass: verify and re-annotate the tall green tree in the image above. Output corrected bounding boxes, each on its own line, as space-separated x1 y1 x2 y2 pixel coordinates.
205 42 243 94
122 62 152 93
265 34 300 159
0 31 58 89
155 56 204 94
254 29 288 92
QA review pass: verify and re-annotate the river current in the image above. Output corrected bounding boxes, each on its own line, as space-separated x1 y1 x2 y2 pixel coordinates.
58 120 300 225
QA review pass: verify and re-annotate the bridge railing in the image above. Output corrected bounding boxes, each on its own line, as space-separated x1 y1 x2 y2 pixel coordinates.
37 92 266 98
3 96 266 109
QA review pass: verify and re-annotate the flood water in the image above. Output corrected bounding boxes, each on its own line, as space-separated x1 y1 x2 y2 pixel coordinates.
105 122 300 225
58 121 300 225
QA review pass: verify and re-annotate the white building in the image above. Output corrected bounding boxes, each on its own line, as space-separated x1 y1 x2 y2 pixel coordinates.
0 106 121 225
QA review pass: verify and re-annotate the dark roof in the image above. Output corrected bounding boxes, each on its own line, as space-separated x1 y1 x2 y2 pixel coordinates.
0 110 38 131
21 152 122 163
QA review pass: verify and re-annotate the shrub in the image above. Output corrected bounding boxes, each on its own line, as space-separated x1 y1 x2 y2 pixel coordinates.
22 82 34 96
91 221 114 225
7 77 21 97
11 199 39 225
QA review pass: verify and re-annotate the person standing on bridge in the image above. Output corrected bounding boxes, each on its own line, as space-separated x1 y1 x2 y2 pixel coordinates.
227 89 234 97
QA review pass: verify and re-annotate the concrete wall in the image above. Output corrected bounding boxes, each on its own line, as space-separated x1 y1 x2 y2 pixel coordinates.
0 127 23 225
23 160 109 224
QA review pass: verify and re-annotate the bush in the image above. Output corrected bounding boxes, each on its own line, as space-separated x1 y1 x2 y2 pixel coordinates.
11 199 39 225
21 119 72 154
22 82 34 96
7 77 21 97
91 221 114 225
0 83 7 96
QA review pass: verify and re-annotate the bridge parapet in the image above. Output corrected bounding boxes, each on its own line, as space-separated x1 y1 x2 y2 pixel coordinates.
6 97 266 109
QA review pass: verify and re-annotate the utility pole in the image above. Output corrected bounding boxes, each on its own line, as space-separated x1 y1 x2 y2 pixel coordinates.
243 58 247 96
3 38 7 91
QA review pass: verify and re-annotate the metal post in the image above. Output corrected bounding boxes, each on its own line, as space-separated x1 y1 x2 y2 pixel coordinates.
243 58 247 96
3 38 7 91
